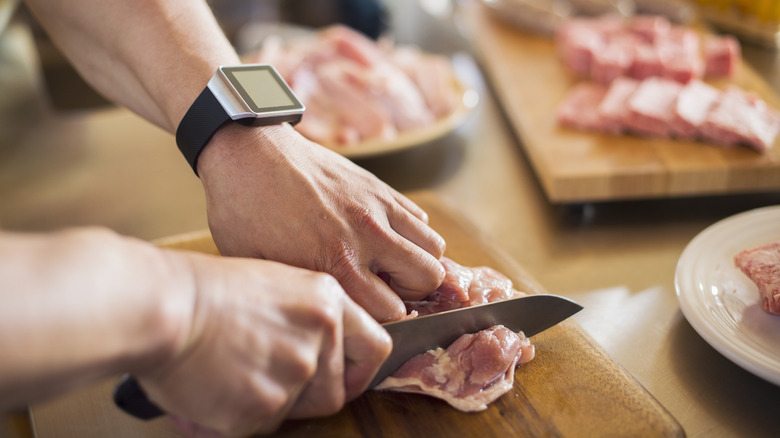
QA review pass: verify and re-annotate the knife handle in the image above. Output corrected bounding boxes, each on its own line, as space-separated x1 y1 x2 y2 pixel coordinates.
113 374 165 420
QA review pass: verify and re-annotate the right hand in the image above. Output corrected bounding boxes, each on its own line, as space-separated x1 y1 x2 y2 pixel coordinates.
135 250 392 437
197 123 446 323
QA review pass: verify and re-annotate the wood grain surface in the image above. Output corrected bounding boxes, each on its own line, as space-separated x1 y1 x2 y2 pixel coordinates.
459 2 780 203
29 192 682 437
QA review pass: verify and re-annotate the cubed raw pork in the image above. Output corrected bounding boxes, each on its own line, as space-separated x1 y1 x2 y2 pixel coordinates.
556 23 604 78
630 43 665 80
704 34 740 78
625 77 683 137
556 14 740 83
670 80 720 139
734 241 780 315
658 27 703 83
700 86 780 152
628 14 671 43
556 82 611 133
591 34 636 84
598 77 640 134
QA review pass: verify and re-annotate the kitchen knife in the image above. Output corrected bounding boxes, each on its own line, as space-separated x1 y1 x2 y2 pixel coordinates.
368 293 582 388
114 293 582 420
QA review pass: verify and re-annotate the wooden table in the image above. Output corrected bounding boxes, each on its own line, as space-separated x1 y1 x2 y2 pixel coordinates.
2 1 780 436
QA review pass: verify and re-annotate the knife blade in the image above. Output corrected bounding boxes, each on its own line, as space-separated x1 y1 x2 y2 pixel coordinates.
368 293 582 388
114 293 582 420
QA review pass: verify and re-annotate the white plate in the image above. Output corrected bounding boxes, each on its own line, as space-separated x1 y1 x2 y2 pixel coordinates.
675 205 780 386
237 22 477 159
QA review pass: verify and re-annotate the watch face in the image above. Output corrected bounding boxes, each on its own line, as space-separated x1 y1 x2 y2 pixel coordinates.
221 65 304 114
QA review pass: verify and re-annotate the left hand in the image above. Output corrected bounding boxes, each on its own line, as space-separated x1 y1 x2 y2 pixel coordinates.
196 123 446 322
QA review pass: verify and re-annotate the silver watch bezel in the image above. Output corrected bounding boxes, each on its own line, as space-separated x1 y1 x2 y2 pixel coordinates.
208 64 305 121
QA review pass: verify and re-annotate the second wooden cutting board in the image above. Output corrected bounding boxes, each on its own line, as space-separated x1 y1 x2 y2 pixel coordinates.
459 2 780 204
29 193 682 437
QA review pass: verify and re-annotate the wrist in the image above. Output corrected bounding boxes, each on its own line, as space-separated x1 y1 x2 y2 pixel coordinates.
174 64 304 176
119 242 197 376
195 122 298 181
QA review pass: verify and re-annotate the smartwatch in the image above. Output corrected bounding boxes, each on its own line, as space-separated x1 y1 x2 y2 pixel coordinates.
175 64 305 175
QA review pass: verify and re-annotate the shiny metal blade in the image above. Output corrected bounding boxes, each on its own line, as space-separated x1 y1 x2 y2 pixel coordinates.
369 294 583 388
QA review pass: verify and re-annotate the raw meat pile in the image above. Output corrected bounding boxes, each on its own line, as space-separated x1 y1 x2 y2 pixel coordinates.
555 14 780 152
375 257 535 412
556 78 780 152
248 25 462 147
556 14 740 84
734 241 780 315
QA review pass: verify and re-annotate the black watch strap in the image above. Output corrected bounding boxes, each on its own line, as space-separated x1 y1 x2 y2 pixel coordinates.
175 86 231 176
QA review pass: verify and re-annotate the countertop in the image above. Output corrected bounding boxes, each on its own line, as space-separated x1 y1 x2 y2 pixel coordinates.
2 0 780 436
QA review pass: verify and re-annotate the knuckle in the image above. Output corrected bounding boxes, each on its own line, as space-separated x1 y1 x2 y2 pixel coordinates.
348 203 384 234
324 240 361 286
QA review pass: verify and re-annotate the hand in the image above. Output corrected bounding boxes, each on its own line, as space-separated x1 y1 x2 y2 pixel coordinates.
135 250 391 437
197 123 446 322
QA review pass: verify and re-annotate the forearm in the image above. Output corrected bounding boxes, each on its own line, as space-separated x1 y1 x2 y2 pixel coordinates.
0 228 193 411
24 0 240 131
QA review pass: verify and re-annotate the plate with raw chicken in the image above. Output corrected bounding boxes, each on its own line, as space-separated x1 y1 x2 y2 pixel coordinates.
675 205 780 386
238 23 477 159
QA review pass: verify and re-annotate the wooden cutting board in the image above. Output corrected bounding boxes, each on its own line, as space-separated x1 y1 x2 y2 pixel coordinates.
459 2 780 203
29 192 682 437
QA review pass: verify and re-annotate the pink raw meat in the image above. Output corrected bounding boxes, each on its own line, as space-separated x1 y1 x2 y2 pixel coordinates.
555 14 740 84
375 325 535 412
625 77 683 137
700 86 780 152
590 34 635 84
704 34 740 78
556 19 608 78
249 25 459 146
630 43 664 80
658 27 702 83
670 80 720 139
627 14 671 43
598 77 640 134
556 82 610 133
734 241 780 315
404 257 526 316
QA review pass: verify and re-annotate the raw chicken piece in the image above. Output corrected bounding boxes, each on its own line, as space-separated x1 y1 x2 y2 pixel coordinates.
404 257 526 316
734 241 780 315
375 258 534 411
316 62 397 143
391 46 460 118
250 25 459 146
375 325 535 412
